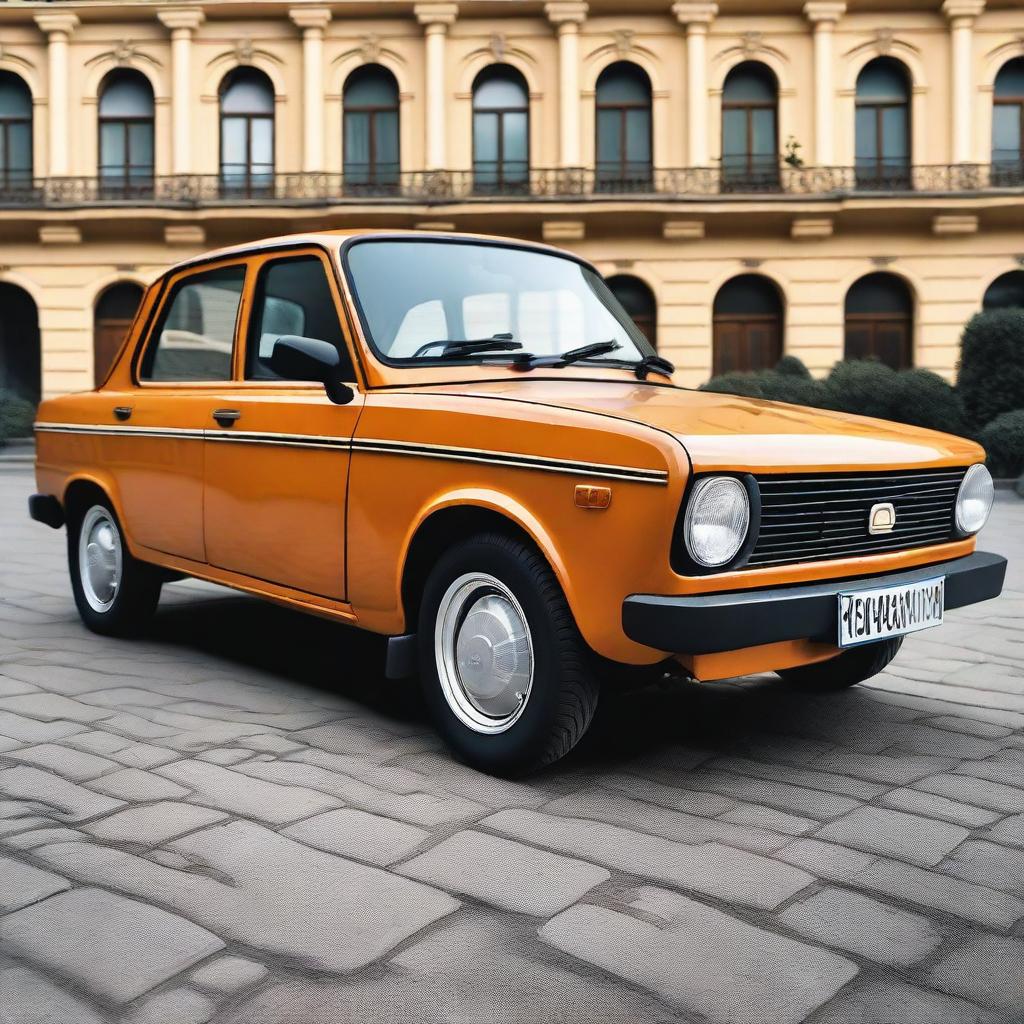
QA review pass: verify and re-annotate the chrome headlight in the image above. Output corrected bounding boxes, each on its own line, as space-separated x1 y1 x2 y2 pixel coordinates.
683 476 750 568
955 463 994 535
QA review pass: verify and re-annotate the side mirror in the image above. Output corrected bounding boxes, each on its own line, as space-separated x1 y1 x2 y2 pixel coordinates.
269 335 355 406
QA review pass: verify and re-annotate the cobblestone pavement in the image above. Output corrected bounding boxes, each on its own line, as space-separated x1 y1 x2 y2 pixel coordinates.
0 465 1022 1024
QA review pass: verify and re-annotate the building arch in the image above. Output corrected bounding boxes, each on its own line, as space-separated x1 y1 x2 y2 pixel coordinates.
94 281 145 386
0 282 41 407
204 51 286 101
982 270 1024 310
712 273 785 375
607 274 658 350
843 271 914 369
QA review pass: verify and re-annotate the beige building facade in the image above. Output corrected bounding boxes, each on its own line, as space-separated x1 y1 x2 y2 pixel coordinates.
0 0 1023 400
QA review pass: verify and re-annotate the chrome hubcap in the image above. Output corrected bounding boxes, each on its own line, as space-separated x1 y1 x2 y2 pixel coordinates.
435 572 534 734
79 506 123 613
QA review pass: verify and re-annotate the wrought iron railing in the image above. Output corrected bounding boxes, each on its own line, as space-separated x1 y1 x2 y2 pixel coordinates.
0 163 1022 208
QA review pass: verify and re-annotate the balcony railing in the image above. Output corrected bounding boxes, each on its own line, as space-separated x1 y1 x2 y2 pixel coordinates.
0 163 1022 209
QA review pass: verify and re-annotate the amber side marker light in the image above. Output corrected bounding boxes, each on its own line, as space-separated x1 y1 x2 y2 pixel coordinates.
575 485 612 510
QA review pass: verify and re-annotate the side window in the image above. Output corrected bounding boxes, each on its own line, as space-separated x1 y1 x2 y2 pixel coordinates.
140 265 245 381
247 256 354 380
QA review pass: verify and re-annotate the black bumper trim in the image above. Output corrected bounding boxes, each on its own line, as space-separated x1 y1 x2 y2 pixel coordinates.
623 551 1007 655
28 494 64 530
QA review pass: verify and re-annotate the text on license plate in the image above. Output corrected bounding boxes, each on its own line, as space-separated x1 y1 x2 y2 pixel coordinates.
838 577 944 648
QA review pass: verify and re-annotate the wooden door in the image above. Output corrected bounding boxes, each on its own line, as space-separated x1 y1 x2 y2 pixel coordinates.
712 316 781 375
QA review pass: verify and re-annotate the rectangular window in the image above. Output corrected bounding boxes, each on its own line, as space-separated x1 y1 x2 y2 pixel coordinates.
139 265 245 382
246 255 354 381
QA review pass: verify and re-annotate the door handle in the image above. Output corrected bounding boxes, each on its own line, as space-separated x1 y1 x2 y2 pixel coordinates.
212 409 241 427
113 406 133 421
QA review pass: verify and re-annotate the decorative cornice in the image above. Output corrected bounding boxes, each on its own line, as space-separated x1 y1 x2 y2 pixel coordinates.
671 2 719 27
289 6 332 31
34 13 79 37
414 3 458 26
157 8 205 32
544 1 588 25
803 2 846 25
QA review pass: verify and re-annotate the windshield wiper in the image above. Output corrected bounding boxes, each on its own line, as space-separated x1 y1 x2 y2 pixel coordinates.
632 353 675 380
411 333 521 359
511 340 621 371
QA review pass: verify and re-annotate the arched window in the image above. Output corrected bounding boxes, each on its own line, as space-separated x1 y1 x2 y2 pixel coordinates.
595 62 652 191
98 70 155 194
607 275 657 349
983 270 1024 311
472 65 529 194
94 282 144 386
992 58 1024 186
855 58 911 189
844 272 913 369
343 64 400 190
712 275 783 375
220 67 274 195
0 283 40 407
0 72 32 193
721 62 779 191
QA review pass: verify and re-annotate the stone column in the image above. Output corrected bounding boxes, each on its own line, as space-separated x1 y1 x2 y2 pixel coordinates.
415 3 458 170
943 0 985 164
290 6 332 173
158 8 205 175
803 2 845 166
672 3 718 168
545 2 588 168
34 13 79 176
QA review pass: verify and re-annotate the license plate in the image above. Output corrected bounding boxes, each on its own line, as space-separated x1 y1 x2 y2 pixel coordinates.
838 577 944 648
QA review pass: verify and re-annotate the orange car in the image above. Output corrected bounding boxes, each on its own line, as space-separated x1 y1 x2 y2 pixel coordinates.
31 230 1006 774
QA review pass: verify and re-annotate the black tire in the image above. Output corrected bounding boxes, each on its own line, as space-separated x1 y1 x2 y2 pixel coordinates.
68 497 162 637
777 636 904 690
417 532 599 776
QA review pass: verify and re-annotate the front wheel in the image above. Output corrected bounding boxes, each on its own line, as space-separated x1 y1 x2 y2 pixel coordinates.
417 533 599 776
68 500 162 637
777 636 904 690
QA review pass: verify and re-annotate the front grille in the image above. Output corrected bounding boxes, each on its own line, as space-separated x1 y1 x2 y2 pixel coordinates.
748 467 967 569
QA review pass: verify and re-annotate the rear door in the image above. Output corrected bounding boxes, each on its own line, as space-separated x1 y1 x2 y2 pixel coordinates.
111 260 247 563
202 248 363 600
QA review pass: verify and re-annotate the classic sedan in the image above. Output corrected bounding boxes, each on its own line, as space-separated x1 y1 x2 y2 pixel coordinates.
31 230 1006 774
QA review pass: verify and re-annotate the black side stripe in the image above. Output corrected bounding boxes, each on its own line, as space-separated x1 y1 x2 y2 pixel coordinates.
34 423 668 484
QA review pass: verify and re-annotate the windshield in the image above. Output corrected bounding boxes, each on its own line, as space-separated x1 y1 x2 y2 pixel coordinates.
344 239 654 366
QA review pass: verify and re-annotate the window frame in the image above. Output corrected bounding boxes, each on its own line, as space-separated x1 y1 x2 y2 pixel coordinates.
134 259 250 387
472 66 531 195
720 63 779 191
97 70 155 194
992 60 1024 181
594 63 653 190
0 72 33 191
219 69 276 197
342 65 401 189
854 59 912 189
242 249 359 385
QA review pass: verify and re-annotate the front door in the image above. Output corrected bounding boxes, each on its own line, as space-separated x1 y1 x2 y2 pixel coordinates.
203 250 363 601
112 260 248 563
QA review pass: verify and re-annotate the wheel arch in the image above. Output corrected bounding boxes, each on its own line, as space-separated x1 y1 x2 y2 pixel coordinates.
398 491 572 632
61 472 142 556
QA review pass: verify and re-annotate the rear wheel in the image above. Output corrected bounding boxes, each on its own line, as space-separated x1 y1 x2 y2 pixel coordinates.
417 532 599 776
68 499 162 636
777 636 904 690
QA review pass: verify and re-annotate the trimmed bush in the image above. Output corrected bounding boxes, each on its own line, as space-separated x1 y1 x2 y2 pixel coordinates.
978 409 1024 478
824 359 901 422
700 370 768 399
957 308 1024 429
0 390 35 446
890 368 968 436
774 354 812 378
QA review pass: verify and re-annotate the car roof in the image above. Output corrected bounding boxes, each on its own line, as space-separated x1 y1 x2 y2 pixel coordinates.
163 228 578 280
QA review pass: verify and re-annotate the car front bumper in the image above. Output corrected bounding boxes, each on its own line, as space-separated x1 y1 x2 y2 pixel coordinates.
622 551 1007 655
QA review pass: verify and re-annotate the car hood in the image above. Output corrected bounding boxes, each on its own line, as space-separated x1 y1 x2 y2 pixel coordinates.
422 378 982 472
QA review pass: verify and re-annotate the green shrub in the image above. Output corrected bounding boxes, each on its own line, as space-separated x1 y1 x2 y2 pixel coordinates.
978 409 1024 478
0 390 35 445
774 354 812 378
823 359 901 421
890 368 968 436
700 370 770 399
957 309 1024 428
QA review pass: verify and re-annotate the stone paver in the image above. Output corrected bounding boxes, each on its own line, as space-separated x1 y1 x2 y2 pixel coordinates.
398 829 610 916
812 806 970 867
2 468 1023 1022
540 887 858 1024
483 808 814 910
777 886 942 967
0 854 70 911
0 887 224 1004
282 807 429 866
